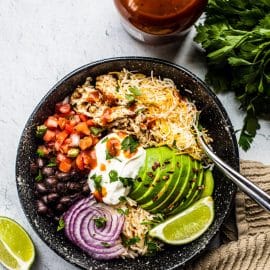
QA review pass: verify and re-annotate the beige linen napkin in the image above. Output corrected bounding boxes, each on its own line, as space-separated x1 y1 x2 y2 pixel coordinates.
185 160 270 270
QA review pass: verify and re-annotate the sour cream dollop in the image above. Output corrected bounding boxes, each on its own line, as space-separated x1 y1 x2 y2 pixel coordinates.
88 132 146 205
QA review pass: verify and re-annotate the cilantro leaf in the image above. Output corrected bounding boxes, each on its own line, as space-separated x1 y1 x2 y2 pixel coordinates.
121 135 139 153
57 218 65 231
93 217 107 228
90 174 102 192
109 170 118 182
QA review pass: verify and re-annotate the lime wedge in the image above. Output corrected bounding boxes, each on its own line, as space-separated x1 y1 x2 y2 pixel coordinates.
0 217 35 270
149 196 214 245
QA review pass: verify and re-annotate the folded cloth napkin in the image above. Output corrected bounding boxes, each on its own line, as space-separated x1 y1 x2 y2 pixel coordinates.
185 160 270 270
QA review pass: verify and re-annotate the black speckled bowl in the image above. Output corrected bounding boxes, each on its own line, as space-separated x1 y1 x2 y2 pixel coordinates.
16 57 239 270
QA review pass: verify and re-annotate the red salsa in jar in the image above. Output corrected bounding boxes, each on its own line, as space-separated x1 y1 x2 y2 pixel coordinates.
114 0 208 43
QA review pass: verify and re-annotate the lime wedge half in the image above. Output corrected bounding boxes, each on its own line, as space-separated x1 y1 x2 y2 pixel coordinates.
0 217 35 270
149 196 214 245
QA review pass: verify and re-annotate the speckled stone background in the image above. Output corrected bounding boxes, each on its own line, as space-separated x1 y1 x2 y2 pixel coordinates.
0 1 270 270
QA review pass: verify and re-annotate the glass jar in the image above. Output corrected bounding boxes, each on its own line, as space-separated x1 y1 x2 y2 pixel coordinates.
114 0 208 44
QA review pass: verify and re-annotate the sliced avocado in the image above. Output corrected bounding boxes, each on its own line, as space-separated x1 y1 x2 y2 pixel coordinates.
150 155 192 213
162 158 199 215
199 169 214 198
129 148 151 197
141 153 177 211
129 147 171 200
169 165 204 215
133 146 174 204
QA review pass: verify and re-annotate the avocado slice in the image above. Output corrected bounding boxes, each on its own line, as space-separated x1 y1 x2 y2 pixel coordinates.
129 147 171 200
149 155 193 213
169 165 204 215
199 169 214 198
141 153 177 211
162 158 199 215
135 147 176 204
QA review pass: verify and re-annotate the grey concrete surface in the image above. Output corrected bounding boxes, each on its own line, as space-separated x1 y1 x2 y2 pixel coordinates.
0 1 269 269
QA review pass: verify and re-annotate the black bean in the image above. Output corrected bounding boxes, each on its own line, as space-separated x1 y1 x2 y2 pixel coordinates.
45 176 58 187
36 158 45 168
67 182 81 192
30 162 38 175
35 183 48 194
42 166 55 177
59 196 72 205
47 193 59 203
55 203 65 212
56 182 66 193
36 200 48 215
55 171 70 181
82 183 90 195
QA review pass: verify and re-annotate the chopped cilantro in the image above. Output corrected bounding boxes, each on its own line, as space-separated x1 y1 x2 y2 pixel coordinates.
121 135 139 153
90 126 104 136
128 86 141 96
121 235 140 247
35 169 43 182
93 217 107 228
36 125 47 138
36 148 45 157
119 196 127 202
101 242 111 248
119 177 133 187
90 174 102 192
109 170 118 182
57 218 65 231
101 137 109 144
116 208 129 215
47 157 57 167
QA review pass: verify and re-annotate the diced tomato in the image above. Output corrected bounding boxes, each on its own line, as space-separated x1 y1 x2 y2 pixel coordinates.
58 117 67 130
75 150 97 171
86 119 95 127
92 136 99 146
106 137 121 157
74 122 90 135
92 190 103 202
59 158 72 172
69 115 81 126
101 108 112 125
43 129 56 142
79 114 88 122
60 143 69 154
79 136 93 150
45 116 58 129
75 153 85 170
57 153 67 163
64 123 73 134
55 131 68 151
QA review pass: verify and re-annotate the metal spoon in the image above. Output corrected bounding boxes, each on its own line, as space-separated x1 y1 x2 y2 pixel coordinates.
196 129 270 213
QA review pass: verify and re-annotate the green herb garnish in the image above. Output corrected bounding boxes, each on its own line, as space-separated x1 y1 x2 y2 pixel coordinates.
195 0 270 150
35 169 43 182
121 135 139 153
36 148 45 157
109 170 118 182
128 86 141 96
57 218 65 231
36 125 47 138
119 196 127 202
121 235 140 247
116 208 129 216
90 174 102 192
101 137 109 144
47 157 57 167
119 177 133 187
101 242 111 248
90 126 104 136
93 217 107 228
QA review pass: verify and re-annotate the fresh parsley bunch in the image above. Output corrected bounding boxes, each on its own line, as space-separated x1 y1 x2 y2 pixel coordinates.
195 0 270 150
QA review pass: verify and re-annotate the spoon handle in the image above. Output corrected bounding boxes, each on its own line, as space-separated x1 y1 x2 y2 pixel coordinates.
198 134 270 213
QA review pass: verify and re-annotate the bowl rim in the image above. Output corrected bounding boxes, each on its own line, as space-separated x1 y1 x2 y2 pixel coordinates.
16 56 239 269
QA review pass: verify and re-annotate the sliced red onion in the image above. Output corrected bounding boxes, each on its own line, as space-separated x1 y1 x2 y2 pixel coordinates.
64 197 125 260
